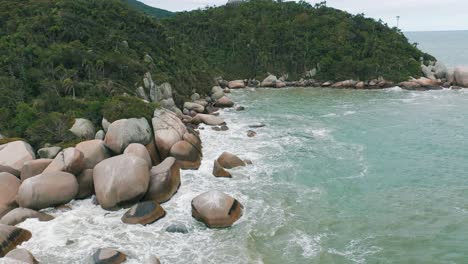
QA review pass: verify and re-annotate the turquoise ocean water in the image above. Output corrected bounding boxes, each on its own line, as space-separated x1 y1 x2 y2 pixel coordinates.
17 32 468 263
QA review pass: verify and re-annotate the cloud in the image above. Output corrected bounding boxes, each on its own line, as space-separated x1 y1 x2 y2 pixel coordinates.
140 0 468 31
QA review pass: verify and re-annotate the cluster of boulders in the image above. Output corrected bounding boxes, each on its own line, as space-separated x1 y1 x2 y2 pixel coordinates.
0 83 252 262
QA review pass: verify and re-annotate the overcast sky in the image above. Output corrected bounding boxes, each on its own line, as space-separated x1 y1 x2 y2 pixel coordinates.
139 0 468 32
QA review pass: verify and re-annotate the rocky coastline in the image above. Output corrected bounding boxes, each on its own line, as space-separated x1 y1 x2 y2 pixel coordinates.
0 60 467 263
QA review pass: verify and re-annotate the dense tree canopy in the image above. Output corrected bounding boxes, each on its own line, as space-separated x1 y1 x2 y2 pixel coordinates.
123 0 175 18
165 0 432 81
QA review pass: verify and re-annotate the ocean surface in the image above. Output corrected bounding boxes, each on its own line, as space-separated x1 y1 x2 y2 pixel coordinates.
16 32 468 263
405 30 468 67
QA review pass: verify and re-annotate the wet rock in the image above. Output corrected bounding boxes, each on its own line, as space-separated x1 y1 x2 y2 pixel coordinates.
235 106 245 111
124 143 152 169
248 123 266 128
76 140 111 170
0 207 53 226
92 248 126 264
0 141 35 176
191 191 243 228
44 147 85 175
144 157 180 203
214 96 234 108
247 130 257 137
321 81 332 87
165 223 189 234
17 171 79 210
21 159 53 181
93 155 150 210
183 132 202 154
228 80 245 89
104 118 153 154
217 152 246 169
69 118 95 139
213 160 231 178
37 146 62 159
192 114 225 126
121 201 165 225
0 172 21 208
0 224 32 257
145 255 161 264
152 109 187 160
4 248 38 264
170 140 201 170
355 81 366 89
76 169 94 199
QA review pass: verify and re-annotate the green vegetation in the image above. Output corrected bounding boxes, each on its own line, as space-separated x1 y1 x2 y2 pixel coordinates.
123 0 174 18
165 0 432 81
0 0 433 147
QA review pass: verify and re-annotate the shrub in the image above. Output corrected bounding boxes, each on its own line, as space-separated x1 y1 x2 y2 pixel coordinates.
26 112 76 147
102 95 158 122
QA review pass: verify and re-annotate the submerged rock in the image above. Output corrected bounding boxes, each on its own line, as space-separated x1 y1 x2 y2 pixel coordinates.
165 223 189 234
191 191 243 228
144 157 180 204
17 171 79 210
92 248 126 264
93 155 150 210
0 207 53 226
0 224 32 257
121 201 166 225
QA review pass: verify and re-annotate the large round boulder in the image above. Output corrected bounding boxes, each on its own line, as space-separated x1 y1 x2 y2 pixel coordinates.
0 224 32 257
211 86 225 101
0 173 21 208
152 109 187 159
17 171 79 210
124 143 152 169
454 66 468 87
0 141 35 176
0 207 53 226
93 155 150 210
214 96 234 108
228 80 245 89
191 114 225 126
69 118 95 139
191 191 244 228
76 140 111 169
261 74 277 87
213 160 231 178
43 147 85 175
183 102 205 113
104 118 153 154
121 201 166 225
144 157 180 203
4 248 38 264
217 152 246 169
169 141 201 170
92 248 126 264
76 169 94 199
20 159 53 182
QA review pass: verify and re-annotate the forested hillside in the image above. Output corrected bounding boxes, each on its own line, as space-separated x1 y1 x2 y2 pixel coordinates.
123 0 174 18
165 0 431 81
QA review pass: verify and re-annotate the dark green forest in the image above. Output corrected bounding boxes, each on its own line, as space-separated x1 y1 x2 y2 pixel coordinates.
0 0 431 147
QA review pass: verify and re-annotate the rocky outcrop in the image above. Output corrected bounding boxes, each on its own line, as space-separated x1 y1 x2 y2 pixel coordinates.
43 147 85 175
123 143 152 169
217 152 246 169
454 66 468 87
261 74 277 87
0 224 32 257
421 64 436 80
121 201 166 225
0 208 53 226
92 248 126 264
69 118 95 139
3 248 38 264
228 80 245 89
76 140 111 169
17 171 79 210
37 146 61 159
191 191 244 228
20 159 53 182
104 118 153 154
136 86 149 101
93 155 150 210
0 173 21 208
0 141 35 176
76 169 94 199
192 114 225 126
152 109 187 160
144 157 180 203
